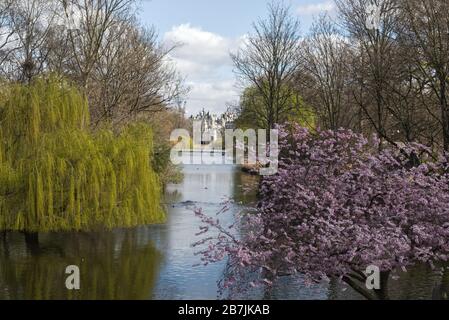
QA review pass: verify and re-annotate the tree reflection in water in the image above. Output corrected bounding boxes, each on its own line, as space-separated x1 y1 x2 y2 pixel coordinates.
0 229 162 299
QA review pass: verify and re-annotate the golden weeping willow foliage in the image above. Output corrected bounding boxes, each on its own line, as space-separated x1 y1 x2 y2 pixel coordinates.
0 78 165 232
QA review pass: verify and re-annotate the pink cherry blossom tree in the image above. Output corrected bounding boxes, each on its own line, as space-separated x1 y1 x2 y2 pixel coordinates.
193 125 449 300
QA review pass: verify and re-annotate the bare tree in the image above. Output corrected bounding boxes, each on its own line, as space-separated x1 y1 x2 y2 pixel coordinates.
382 36 438 144
336 0 403 147
89 20 185 125
0 0 57 82
0 0 186 130
231 2 302 129
60 0 135 88
300 14 356 130
0 0 15 68
400 0 449 150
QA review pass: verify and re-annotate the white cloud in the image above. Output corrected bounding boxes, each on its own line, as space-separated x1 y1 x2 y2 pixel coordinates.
163 24 242 115
164 24 231 70
187 81 239 113
296 1 336 16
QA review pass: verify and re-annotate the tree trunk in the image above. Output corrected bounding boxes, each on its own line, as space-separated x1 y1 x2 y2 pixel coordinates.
23 232 40 256
1 231 9 257
343 270 390 300
343 275 376 300
374 271 390 300
441 89 449 151
432 269 449 300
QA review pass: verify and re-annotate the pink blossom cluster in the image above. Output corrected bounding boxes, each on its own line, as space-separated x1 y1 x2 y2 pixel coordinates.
194 125 449 293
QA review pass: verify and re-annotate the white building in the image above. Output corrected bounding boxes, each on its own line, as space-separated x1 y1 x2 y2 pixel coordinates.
190 108 237 144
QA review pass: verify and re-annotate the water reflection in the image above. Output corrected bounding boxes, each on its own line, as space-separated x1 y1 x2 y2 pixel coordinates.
329 265 449 300
149 161 243 299
0 230 162 299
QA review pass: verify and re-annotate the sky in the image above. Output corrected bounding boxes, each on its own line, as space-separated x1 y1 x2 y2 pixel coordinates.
139 0 337 116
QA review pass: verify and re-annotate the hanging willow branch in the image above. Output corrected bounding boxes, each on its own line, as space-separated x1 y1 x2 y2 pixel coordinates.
0 77 165 232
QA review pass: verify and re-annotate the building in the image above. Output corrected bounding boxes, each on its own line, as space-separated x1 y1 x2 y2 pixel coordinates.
190 108 237 144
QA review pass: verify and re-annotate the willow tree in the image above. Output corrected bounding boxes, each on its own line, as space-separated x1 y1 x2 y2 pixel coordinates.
0 78 165 234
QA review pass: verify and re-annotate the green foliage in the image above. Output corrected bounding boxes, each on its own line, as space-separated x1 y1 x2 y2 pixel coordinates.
235 84 316 130
144 109 188 185
0 78 165 232
284 96 316 129
152 142 184 185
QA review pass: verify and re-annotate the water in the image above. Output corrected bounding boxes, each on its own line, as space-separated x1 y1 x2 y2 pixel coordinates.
0 154 448 299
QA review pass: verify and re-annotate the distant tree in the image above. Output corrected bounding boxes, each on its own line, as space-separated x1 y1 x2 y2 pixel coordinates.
336 0 403 147
60 0 135 88
45 0 186 125
235 84 314 130
88 20 184 126
300 14 356 130
0 0 14 68
231 2 302 129
0 0 57 82
400 0 449 150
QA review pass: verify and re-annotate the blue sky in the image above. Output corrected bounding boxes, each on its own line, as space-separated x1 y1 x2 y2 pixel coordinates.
139 0 336 115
